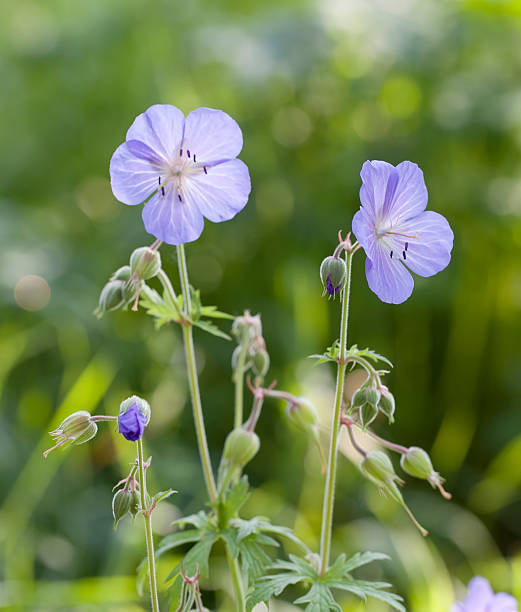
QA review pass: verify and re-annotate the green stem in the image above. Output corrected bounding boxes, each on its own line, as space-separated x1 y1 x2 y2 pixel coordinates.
176 244 245 612
176 245 218 503
233 336 248 429
137 438 160 612
226 548 246 612
319 249 354 574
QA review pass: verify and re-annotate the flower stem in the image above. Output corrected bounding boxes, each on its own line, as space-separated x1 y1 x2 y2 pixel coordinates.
176 244 245 612
137 438 160 612
319 249 354 574
176 244 218 504
233 335 248 429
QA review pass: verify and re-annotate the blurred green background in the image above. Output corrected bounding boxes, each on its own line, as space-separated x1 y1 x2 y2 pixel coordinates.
2 0 521 610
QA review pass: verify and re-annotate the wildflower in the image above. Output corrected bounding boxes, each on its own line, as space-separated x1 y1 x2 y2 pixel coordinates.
110 105 251 245
118 396 151 441
452 576 518 612
352 160 453 304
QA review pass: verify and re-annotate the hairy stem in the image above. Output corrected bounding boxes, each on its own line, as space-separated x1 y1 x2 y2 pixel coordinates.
319 249 355 574
137 438 160 612
233 335 249 429
176 244 218 503
176 244 245 612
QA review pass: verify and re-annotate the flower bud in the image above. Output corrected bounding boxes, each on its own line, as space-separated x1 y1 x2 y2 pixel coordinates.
118 395 151 441
94 280 125 318
251 348 270 378
129 490 141 518
231 345 253 372
112 488 132 528
122 278 140 304
285 397 318 432
232 312 262 343
223 429 260 469
365 387 381 406
44 411 98 458
400 447 452 499
360 450 402 487
130 246 161 280
320 256 347 297
378 386 395 424
351 384 369 408
360 402 379 428
110 266 132 282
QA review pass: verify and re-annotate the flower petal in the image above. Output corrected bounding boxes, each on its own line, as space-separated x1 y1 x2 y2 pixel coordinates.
142 188 204 245
463 577 494 610
126 104 185 161
183 107 243 163
110 142 159 205
365 247 414 304
386 161 428 222
397 211 454 277
360 160 428 223
352 207 377 258
492 593 519 611
183 159 251 223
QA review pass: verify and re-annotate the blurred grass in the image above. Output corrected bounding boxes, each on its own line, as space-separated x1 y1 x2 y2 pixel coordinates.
1 0 521 609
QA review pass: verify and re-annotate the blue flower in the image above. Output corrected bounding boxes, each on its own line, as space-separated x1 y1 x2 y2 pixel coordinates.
118 400 147 441
452 577 518 612
110 105 251 245
352 160 454 304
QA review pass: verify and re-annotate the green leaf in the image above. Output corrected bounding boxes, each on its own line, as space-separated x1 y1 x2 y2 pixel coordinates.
156 529 201 557
166 530 218 579
325 551 389 580
172 510 210 530
220 476 250 522
346 345 393 368
193 319 231 340
200 305 234 320
152 488 177 505
140 290 183 328
327 579 405 611
246 569 306 610
309 339 341 364
294 583 342 612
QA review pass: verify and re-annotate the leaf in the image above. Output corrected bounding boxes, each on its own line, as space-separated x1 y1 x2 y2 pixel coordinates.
229 517 311 554
220 476 250 522
152 488 177 505
140 290 183 328
327 579 405 611
200 305 234 320
166 530 218 579
172 511 211 530
156 529 202 557
193 319 231 340
246 569 306 610
325 551 389 579
347 345 393 368
309 339 341 364
294 583 342 612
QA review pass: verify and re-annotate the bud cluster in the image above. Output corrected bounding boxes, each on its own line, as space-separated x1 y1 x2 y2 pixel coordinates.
232 311 270 380
112 467 141 528
94 245 162 318
349 378 395 427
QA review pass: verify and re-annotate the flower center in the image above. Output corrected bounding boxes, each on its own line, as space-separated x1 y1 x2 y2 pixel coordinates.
158 148 209 202
375 225 418 262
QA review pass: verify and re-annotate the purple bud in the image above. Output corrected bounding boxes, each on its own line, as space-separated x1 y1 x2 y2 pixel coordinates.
118 397 149 441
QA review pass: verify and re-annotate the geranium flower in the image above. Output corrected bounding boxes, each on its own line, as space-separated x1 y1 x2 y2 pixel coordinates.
352 160 453 304
118 400 148 441
452 576 518 612
110 105 251 245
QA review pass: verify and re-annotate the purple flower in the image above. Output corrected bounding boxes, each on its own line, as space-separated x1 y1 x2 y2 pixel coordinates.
352 160 453 304
452 577 518 612
110 105 251 245
118 401 147 441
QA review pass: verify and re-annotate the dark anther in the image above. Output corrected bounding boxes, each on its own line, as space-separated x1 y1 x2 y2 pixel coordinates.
178 194 182 202
187 150 191 158
403 251 407 260
203 166 207 174
180 149 183 156
390 250 393 259
193 154 196 163
158 176 161 185
161 186 165 196
405 242 409 251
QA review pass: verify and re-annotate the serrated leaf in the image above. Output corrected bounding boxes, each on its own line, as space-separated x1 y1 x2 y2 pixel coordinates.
325 551 389 580
228 517 311 554
193 319 231 340
220 477 250 522
327 579 405 611
347 345 393 368
246 569 306 610
166 530 218 580
172 511 210 530
237 535 274 582
294 583 342 612
140 290 183 328
200 305 234 320
156 529 202 557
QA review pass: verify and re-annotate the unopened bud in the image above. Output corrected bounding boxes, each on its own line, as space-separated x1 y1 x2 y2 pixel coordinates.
400 447 451 499
223 429 260 469
110 266 132 282
119 395 151 441
320 256 347 297
252 349 270 378
351 384 369 408
232 312 263 343
123 278 140 304
360 402 379 428
231 345 253 372
112 489 132 528
130 247 161 280
378 386 395 424
94 280 125 318
285 397 318 432
360 450 402 487
129 490 141 518
365 387 381 406
44 411 98 458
